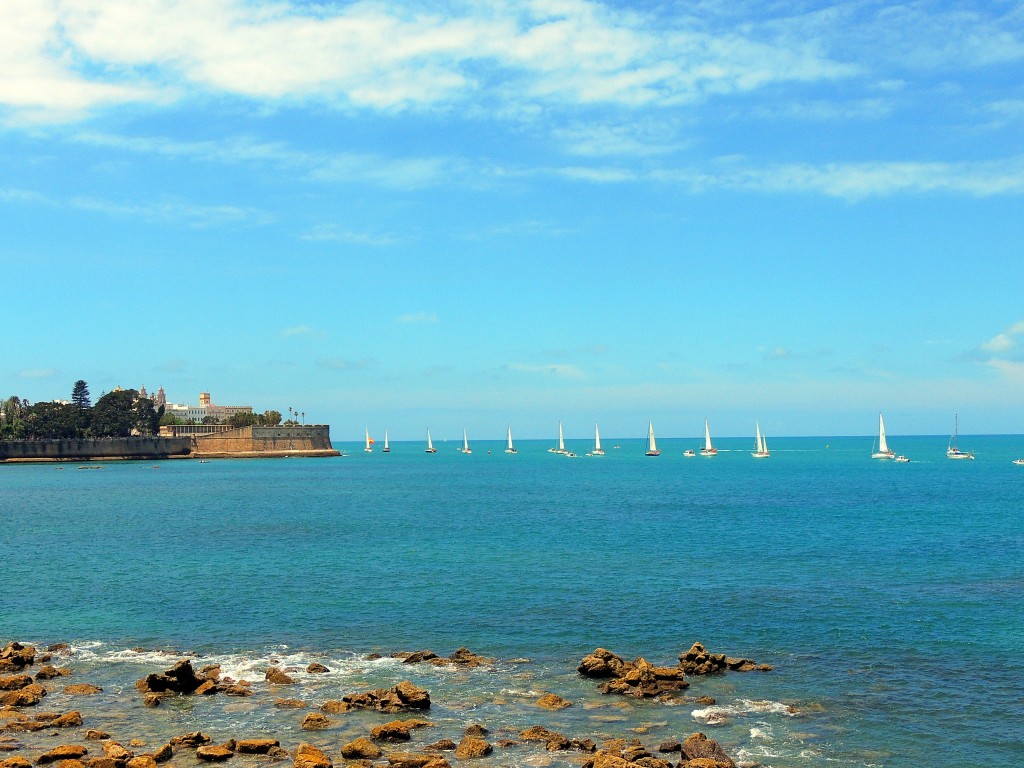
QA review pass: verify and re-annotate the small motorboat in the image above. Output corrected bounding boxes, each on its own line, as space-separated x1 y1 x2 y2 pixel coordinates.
894 455 910 463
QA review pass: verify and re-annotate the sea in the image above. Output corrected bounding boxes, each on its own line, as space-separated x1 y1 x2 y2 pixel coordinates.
2 435 1022 768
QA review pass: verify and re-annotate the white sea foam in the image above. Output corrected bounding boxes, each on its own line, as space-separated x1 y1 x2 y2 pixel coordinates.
692 699 798 725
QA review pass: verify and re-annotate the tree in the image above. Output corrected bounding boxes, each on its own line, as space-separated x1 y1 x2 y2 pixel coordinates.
90 390 138 437
258 410 282 426
71 380 91 409
21 402 81 439
228 411 259 428
133 398 161 436
159 412 188 426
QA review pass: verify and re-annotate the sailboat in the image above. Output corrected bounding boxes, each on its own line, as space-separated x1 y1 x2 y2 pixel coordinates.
364 428 374 453
505 424 517 454
587 422 605 456
645 421 660 457
871 413 895 459
700 419 717 456
947 414 974 460
548 421 567 454
425 429 437 453
461 429 472 454
752 420 770 458
382 430 390 453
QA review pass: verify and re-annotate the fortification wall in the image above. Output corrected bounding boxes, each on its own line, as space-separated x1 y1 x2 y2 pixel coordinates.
0 437 193 462
193 425 335 456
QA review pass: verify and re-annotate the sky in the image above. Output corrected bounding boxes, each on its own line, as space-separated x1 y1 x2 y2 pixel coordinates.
2 0 1024 441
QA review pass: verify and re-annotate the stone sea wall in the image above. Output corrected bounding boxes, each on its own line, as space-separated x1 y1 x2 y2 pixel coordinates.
0 437 193 462
193 425 335 456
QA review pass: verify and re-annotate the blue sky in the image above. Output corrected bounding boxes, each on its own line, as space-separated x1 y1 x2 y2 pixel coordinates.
3 0 1024 440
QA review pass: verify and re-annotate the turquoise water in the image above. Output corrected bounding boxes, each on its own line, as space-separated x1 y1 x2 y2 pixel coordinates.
2 436 1022 766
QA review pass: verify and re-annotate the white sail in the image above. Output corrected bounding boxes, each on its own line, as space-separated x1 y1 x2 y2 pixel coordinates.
364 427 373 452
947 414 974 459
383 430 389 451
426 429 435 453
878 414 889 454
462 429 471 454
704 420 713 451
595 422 602 452
558 421 565 452
505 425 517 453
753 420 769 457
646 421 659 455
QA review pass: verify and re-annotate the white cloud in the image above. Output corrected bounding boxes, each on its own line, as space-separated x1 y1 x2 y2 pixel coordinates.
281 325 315 337
317 357 375 372
19 368 57 379
981 320 1024 353
301 225 399 246
506 362 586 380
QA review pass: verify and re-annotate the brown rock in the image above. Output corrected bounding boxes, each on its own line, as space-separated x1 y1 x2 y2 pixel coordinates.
299 713 332 730
370 722 410 742
453 738 490 760
3 759 32 768
126 743 144 751
590 752 633 768
0 676 33 691
195 747 233 763
656 741 681 753
235 741 279 755
339 739 380 760
293 744 331 768
577 649 626 678
385 755 445 768
535 693 571 710
1 684 46 707
194 680 217 695
86 758 119 768
519 727 569 751
126 758 157 768
397 651 437 664
38 746 88 765
305 663 329 674
35 667 72 681
344 683 430 713
101 742 131 761
445 648 490 667
319 700 351 714
274 699 307 709
170 733 211 749
0 644 35 669
680 734 734 768
394 682 430 709
462 725 487 737
49 712 83 728
136 660 207 695
151 745 172 764
54 761 85 768
265 668 295 685
64 685 102 696
424 741 456 752
220 685 252 696
84 732 110 742
142 694 162 708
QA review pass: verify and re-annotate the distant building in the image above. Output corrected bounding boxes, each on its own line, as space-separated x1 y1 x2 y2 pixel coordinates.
156 390 253 424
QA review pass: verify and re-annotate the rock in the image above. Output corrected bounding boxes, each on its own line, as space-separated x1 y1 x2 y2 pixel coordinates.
656 741 680 753
83 732 110 741
340 739 381 760
151 745 172 764
135 660 208 695
454 738 490 760
142 694 162 708
463 725 487 737
678 643 756 677
384 755 438 768
396 651 437 664
195 746 233 763
127 758 157 768
221 685 252 696
343 682 430 713
370 722 411 742
424 741 457 752
54 761 85 768
101 742 131 761
194 680 217 695
87 758 119 768
38 746 88 765
319 700 351 714
235 741 279 755
293 743 331 768
64 685 102 696
274 699 307 709
305 663 329 674
127 742 144 750
577 649 627 678
265 668 295 685
35 667 72 681
446 649 491 667
535 693 571 710
170 733 211 749
299 713 332 730
0 740 24 754
519 727 570 751
2 758 32 768
0 676 33 691
0 643 36 670
680 734 735 768
0 684 46 707
50 712 83 728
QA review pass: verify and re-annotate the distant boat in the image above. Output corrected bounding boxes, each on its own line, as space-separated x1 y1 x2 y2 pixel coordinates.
946 414 974 460
461 429 472 454
587 422 605 456
895 455 910 463
1012 458 1024 466
871 413 894 459
752 420 770 458
645 421 660 457
505 425 517 454
425 429 437 453
548 421 567 454
700 419 717 456
382 430 390 453
683 449 696 457
364 428 374 453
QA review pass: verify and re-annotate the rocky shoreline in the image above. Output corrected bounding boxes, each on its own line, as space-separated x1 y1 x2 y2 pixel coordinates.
1 641 774 768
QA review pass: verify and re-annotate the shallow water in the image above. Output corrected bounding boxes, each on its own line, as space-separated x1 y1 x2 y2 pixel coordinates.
3 435 1023 766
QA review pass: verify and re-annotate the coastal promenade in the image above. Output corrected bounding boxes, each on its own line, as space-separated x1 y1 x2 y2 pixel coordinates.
0 425 339 462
